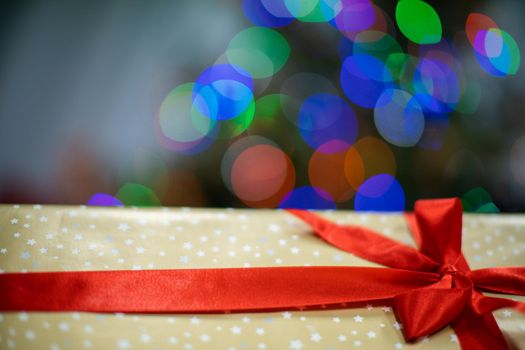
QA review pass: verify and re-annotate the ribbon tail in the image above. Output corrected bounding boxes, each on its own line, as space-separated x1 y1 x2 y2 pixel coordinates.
452 305 509 350
471 267 525 296
472 294 525 315
0 267 439 313
287 210 439 272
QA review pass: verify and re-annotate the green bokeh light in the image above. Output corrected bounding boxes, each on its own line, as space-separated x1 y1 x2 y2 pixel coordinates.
227 27 290 79
461 187 499 213
215 100 255 139
159 83 214 143
495 29 520 75
116 182 161 207
395 0 442 44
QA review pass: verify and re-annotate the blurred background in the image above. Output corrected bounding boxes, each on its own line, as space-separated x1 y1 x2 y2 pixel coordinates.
0 0 524 211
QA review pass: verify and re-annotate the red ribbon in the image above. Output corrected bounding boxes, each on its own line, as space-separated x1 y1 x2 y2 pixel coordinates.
1 198 524 349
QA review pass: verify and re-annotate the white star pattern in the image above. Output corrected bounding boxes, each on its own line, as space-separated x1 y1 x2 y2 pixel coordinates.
230 326 241 335
117 339 130 349
0 206 522 349
393 322 402 330
140 334 151 343
58 322 70 332
289 339 303 349
268 224 281 232
118 223 129 232
353 315 364 323
25 330 36 340
310 333 322 342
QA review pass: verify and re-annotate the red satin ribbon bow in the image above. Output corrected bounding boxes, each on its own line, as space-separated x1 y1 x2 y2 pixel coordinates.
1 198 524 350
289 198 525 349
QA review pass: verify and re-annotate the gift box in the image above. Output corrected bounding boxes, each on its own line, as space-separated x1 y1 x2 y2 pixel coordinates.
0 201 524 350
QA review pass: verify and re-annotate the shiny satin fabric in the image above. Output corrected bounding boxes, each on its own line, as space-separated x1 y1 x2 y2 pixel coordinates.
0 199 523 349
290 198 525 349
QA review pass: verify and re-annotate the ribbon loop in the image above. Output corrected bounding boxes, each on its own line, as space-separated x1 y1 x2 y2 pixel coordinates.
414 198 464 267
394 273 474 340
1 198 524 350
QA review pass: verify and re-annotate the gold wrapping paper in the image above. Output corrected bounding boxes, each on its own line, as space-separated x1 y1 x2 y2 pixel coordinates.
0 204 524 350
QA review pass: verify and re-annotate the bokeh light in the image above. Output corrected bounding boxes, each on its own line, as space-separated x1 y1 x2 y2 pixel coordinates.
461 187 499 213
466 13 499 47
332 0 376 39
221 136 295 207
283 0 336 23
279 186 336 209
455 77 481 114
374 88 425 147
298 93 358 152
344 137 396 190
474 29 520 76
260 0 294 18
221 136 277 194
281 72 338 127
193 64 254 121
308 140 356 202
87 193 123 207
350 34 403 64
340 54 393 108
115 183 161 207
413 58 460 113
156 83 215 154
395 0 442 44
465 13 521 76
231 144 295 207
227 26 290 79
3 0 523 211
243 0 295 28
354 174 405 211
